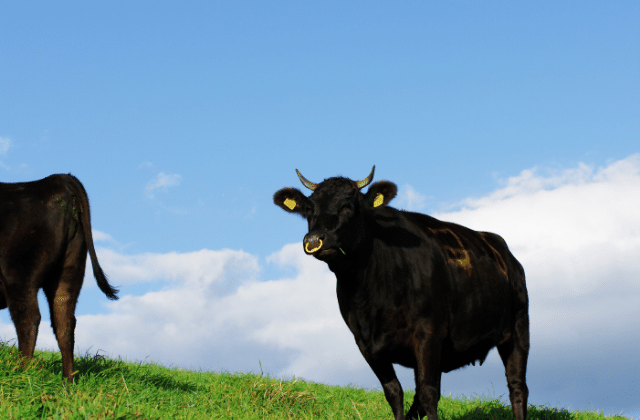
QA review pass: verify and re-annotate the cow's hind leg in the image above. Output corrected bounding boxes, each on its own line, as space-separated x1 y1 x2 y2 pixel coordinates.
498 311 529 420
6 286 41 362
44 248 86 382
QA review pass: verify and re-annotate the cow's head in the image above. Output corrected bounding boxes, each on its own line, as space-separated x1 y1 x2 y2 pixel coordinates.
274 166 397 261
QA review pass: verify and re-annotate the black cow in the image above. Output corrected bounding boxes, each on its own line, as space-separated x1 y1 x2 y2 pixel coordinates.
0 174 118 382
274 166 529 420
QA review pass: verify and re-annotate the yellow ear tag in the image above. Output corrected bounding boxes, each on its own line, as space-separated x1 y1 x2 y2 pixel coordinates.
373 193 384 207
284 198 297 210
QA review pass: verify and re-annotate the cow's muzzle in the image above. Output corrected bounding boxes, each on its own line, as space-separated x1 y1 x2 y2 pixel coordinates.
303 233 324 254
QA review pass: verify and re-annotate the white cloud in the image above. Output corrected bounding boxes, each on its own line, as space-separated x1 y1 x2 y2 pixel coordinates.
145 172 182 198
435 154 640 298
84 243 363 378
93 248 259 291
92 230 114 243
396 184 429 211
20 247 264 368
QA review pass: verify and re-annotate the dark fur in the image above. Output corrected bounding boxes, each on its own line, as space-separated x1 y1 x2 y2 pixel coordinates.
274 173 529 420
0 174 118 382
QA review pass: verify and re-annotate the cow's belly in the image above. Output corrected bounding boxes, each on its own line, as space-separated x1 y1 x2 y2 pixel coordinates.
440 336 499 372
359 335 503 373
356 335 417 368
351 315 509 374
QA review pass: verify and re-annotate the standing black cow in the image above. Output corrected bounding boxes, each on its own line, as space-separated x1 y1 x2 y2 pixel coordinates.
0 174 118 382
274 166 529 420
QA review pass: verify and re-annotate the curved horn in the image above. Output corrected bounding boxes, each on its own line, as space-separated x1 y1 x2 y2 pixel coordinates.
296 169 317 191
356 165 375 189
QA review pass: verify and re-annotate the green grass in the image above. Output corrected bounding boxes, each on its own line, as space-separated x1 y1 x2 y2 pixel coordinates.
0 342 631 419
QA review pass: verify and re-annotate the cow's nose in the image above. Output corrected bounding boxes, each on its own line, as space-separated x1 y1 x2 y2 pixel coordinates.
303 232 324 254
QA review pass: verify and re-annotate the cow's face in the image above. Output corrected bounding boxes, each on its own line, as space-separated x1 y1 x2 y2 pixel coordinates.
274 167 397 261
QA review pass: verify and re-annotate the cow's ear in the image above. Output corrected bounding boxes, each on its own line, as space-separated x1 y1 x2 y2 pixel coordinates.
274 187 309 216
365 181 397 208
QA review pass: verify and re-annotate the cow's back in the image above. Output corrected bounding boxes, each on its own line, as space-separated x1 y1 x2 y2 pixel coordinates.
0 175 82 281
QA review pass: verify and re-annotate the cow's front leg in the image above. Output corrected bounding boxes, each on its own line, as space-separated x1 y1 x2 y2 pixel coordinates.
407 373 441 420
367 359 406 420
408 338 442 420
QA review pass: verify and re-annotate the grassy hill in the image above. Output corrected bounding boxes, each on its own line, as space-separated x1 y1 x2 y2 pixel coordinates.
0 342 631 419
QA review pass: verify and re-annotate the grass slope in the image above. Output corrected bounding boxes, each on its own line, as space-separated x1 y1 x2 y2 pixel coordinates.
0 343 631 419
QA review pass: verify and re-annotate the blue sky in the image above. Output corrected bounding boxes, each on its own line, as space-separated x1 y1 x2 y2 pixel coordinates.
1 1 639 418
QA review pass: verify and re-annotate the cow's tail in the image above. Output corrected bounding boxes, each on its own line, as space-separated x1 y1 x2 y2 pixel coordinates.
68 174 119 300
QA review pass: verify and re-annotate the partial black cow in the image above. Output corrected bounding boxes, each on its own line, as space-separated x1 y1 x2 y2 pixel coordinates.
274 166 529 420
0 174 118 382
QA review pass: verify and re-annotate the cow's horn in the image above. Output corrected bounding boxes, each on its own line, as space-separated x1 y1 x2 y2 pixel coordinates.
356 166 375 189
296 169 317 191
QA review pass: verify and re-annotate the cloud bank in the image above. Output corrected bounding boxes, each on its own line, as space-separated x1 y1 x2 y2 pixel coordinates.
1 155 638 417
